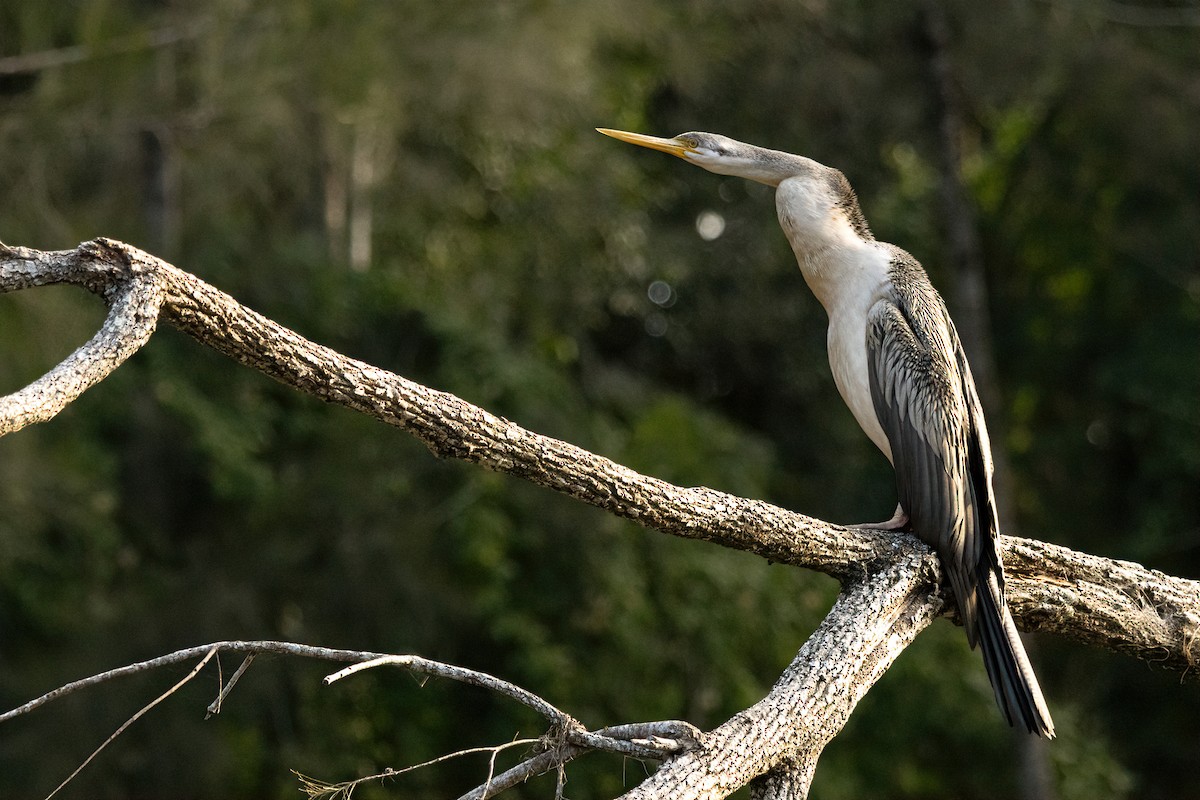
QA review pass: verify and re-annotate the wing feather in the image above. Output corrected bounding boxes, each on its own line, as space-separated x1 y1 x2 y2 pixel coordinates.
857 247 1052 734
866 289 984 645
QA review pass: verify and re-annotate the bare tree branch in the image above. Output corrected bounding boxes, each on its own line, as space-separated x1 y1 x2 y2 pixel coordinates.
2 640 703 799
457 748 571 800
0 240 164 435
750 757 816 800
296 738 541 800
324 656 702 763
3 238 1200 797
618 559 941 799
205 655 255 719
0 640 383 723
456 723 705 800
2 239 1196 670
326 655 572 723
44 647 219 800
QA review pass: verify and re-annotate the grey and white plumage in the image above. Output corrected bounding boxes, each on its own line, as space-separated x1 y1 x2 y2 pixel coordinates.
598 128 1054 737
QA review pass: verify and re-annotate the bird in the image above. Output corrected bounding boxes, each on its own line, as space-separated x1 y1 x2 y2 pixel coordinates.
597 127 1054 737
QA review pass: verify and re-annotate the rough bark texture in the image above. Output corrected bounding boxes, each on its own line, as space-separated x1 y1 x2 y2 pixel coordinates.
0 240 164 434
3 238 1199 798
622 559 941 799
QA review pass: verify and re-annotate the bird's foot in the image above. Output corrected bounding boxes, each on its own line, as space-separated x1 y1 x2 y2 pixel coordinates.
850 505 911 532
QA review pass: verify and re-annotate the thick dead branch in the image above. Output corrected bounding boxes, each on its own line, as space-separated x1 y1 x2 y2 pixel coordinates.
0 240 164 434
2 238 1196 673
1005 538 1200 671
619 558 941 799
3 238 1200 798
0 238 913 577
750 758 816 800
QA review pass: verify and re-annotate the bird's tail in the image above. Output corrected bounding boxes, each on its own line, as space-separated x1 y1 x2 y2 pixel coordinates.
975 568 1055 738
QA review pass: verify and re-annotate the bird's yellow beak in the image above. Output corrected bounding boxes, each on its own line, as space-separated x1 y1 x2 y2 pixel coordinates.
596 128 694 159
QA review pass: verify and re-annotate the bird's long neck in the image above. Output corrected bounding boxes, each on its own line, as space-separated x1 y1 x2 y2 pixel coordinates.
775 174 884 313
733 147 829 188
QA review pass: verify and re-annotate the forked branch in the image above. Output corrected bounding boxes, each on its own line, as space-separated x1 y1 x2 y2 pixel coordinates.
3 238 1199 798
1 238 1195 667
2 640 702 799
0 240 164 434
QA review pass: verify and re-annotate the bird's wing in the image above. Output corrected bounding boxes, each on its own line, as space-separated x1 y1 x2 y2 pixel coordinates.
866 280 990 645
952 314 1004 586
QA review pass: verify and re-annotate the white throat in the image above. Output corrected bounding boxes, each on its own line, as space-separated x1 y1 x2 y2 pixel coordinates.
774 177 886 313
774 175 894 460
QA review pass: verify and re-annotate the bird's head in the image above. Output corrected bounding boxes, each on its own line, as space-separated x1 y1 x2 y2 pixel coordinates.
598 126 873 243
597 128 805 187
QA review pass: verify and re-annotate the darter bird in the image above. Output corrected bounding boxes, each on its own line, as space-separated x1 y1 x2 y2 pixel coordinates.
598 127 1054 737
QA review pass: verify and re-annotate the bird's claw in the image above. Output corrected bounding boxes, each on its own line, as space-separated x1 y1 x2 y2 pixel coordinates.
850 505 910 532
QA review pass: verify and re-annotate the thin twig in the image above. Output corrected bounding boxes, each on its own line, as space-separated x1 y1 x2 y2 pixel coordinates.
206 654 255 718
295 737 539 800
324 655 574 726
44 647 219 800
1 640 384 723
458 747 581 800
457 721 705 800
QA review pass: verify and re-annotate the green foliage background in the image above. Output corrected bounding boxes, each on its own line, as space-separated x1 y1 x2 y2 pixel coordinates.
1 1 1197 797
